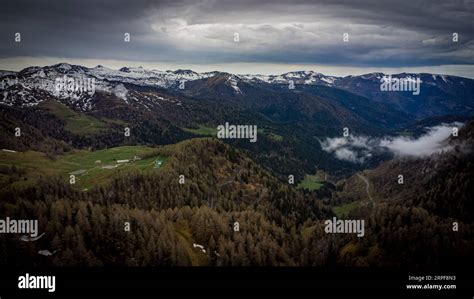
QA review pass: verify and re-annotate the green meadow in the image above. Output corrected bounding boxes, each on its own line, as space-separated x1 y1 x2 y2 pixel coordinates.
333 201 360 218
183 125 217 136
296 173 325 191
0 146 166 190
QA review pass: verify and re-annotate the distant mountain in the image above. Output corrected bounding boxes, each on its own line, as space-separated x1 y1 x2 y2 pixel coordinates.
1 63 473 178
0 63 414 133
242 71 474 119
0 63 215 111
240 70 338 86
2 64 473 119
333 73 474 118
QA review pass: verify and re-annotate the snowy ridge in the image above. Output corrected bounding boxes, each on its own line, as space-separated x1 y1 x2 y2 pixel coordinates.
0 63 216 111
225 75 243 94
239 71 339 86
0 63 467 111
89 65 216 88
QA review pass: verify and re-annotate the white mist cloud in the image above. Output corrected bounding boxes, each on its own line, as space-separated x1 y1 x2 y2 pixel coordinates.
320 123 461 163
320 135 377 163
379 124 458 157
334 148 360 163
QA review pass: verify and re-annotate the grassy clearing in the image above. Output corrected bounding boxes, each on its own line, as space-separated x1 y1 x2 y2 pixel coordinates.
267 132 283 141
297 174 324 191
183 125 217 136
333 201 360 218
0 146 167 190
39 100 108 135
173 220 208 266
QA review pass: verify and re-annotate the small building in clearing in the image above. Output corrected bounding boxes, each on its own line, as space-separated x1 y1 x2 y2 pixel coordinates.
154 160 162 168
69 169 86 176
101 165 117 169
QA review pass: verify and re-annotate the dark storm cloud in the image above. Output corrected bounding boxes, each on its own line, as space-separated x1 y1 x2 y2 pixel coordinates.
0 0 472 67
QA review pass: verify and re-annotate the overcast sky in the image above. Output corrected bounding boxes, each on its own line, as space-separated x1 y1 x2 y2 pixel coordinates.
0 0 473 77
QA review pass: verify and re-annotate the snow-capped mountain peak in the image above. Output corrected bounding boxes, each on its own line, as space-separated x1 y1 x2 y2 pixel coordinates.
1 63 471 113
239 70 339 86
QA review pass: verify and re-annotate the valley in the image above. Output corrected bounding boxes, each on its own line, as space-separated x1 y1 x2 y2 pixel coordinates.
0 63 472 268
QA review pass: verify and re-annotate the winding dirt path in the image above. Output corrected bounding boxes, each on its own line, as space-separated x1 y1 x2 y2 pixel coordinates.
356 173 373 203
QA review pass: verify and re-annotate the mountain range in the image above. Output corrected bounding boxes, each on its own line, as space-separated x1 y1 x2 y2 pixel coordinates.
0 62 473 268
1 63 473 178
2 63 473 116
